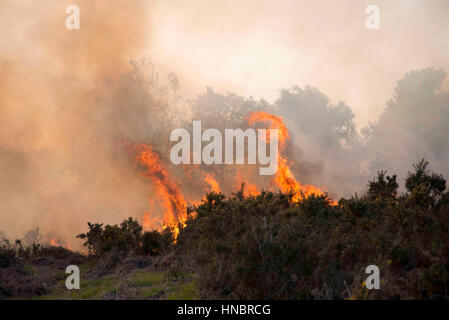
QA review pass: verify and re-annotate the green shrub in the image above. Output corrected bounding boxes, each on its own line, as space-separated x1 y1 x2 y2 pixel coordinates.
141 228 174 256
0 240 16 268
77 217 174 257
176 161 449 299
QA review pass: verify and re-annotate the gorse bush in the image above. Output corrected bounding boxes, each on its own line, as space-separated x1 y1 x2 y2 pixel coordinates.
77 217 174 257
141 228 175 256
176 160 449 299
0 240 17 268
77 218 142 256
0 238 85 266
0 240 86 298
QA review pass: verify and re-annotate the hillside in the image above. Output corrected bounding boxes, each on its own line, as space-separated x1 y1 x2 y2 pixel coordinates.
1 160 448 300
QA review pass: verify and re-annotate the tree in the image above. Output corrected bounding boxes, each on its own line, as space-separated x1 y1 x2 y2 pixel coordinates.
405 159 446 205
364 68 449 180
367 171 398 200
276 86 357 148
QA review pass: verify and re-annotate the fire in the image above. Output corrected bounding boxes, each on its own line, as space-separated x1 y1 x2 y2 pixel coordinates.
234 171 259 197
132 143 187 235
247 111 289 145
49 238 73 251
247 111 335 204
275 156 330 202
245 182 259 197
127 111 336 241
142 198 159 230
204 172 221 193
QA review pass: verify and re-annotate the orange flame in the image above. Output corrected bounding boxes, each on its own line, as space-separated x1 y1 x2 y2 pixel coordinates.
49 238 73 250
126 111 336 240
132 143 187 236
234 171 259 197
247 111 336 204
204 172 221 193
247 111 289 146
245 182 259 197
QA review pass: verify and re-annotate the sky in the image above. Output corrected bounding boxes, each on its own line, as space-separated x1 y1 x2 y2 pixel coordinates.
147 0 449 127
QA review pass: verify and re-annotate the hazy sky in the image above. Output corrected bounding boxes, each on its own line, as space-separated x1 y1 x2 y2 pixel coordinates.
148 0 449 127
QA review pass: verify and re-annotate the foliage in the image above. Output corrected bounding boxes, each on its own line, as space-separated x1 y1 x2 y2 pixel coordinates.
141 228 174 256
3 160 448 300
77 217 174 257
277 86 358 148
176 160 449 299
0 240 17 268
405 159 446 206
0 240 85 298
367 171 399 201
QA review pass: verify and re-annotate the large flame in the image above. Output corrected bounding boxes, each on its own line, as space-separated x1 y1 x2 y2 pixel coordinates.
247 111 290 146
132 143 187 234
129 111 336 241
247 111 335 203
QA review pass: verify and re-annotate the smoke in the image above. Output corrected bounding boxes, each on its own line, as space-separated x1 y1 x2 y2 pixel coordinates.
0 1 159 248
274 86 365 198
363 68 449 189
187 69 449 201
276 68 449 198
148 0 449 127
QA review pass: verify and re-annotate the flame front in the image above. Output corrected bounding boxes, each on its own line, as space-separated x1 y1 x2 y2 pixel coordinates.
247 111 334 203
133 143 187 234
49 238 72 250
129 111 336 241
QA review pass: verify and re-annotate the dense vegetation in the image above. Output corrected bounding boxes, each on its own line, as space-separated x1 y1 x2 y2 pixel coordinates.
0 241 85 298
1 160 448 299
76 218 174 257
176 160 448 299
